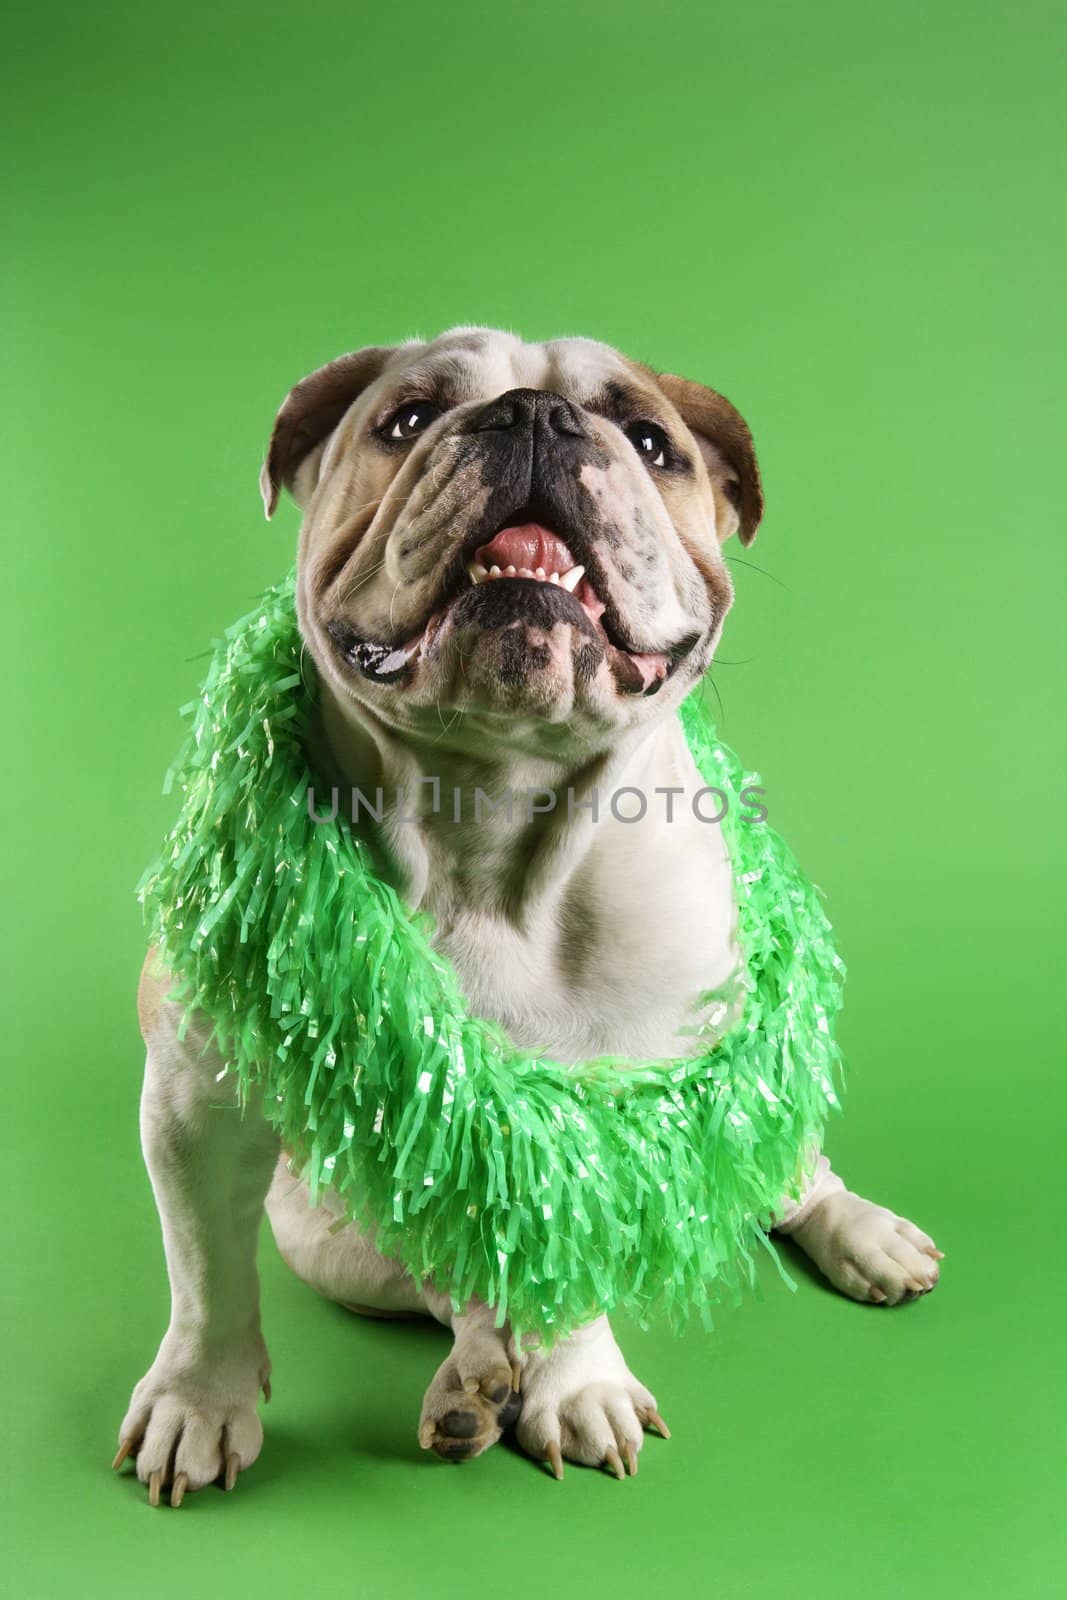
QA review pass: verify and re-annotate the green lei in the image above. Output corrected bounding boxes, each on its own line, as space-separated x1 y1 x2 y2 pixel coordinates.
139 572 844 1343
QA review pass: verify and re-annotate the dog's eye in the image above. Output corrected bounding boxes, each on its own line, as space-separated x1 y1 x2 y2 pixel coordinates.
383 402 443 441
625 420 670 469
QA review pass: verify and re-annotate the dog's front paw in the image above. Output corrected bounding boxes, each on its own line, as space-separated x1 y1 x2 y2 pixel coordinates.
515 1316 669 1479
114 1326 271 1506
418 1315 522 1462
791 1189 944 1306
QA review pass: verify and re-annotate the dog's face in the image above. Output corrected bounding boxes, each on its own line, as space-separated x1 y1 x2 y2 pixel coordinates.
263 328 762 744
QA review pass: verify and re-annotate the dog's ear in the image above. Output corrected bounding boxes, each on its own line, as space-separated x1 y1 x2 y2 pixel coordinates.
651 372 764 546
259 346 393 519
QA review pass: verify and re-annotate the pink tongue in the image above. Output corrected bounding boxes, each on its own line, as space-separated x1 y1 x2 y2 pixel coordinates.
472 523 668 690
476 524 577 575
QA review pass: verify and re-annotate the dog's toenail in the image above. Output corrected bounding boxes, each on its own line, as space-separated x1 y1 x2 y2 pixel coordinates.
440 1409 481 1438
487 1381 509 1404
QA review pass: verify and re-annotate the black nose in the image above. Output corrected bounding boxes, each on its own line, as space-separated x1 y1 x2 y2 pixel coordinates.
472 388 589 439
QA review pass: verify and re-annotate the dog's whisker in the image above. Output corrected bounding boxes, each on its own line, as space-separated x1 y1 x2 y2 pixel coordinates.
297 640 317 697
724 555 789 590
429 708 462 744
337 558 389 605
698 674 726 725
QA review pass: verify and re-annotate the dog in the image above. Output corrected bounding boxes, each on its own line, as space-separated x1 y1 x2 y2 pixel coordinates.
118 327 943 1504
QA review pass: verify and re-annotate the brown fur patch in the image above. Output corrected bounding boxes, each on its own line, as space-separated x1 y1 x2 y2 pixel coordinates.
261 347 394 518
638 366 764 545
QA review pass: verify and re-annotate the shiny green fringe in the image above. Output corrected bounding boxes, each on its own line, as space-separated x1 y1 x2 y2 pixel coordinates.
138 572 844 1343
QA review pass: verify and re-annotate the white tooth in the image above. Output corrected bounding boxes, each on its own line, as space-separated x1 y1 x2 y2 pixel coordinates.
558 565 585 593
535 567 546 579
505 565 517 575
549 572 560 584
466 561 488 584
490 565 502 577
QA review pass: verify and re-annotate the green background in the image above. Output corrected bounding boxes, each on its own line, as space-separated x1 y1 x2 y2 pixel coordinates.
5 2 1064 1595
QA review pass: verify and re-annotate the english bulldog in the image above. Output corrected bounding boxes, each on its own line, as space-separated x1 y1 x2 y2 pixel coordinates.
118 327 943 1505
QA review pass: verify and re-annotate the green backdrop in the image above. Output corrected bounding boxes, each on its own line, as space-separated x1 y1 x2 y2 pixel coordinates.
5 3 1064 1596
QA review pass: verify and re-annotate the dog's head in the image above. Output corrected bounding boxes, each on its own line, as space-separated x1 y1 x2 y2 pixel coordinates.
263 328 762 743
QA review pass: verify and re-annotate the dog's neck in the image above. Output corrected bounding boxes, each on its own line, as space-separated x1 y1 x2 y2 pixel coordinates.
311 680 676 927
308 678 739 1061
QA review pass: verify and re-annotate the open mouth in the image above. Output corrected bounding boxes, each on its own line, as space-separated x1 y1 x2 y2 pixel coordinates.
329 522 695 695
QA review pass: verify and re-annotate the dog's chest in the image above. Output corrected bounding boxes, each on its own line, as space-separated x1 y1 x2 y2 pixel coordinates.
427 815 740 1064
